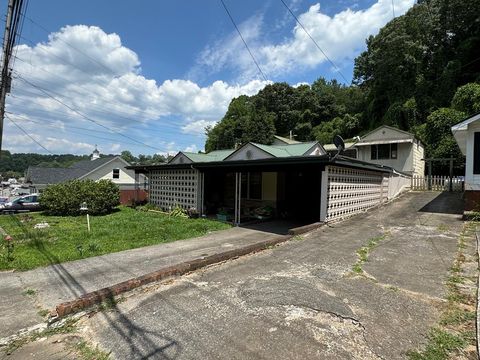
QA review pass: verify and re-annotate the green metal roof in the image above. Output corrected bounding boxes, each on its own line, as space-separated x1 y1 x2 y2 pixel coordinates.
252 142 319 157
183 149 234 162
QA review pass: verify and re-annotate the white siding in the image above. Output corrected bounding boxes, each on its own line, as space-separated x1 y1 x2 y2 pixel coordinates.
82 158 140 188
357 142 413 173
226 144 274 161
412 142 425 176
465 122 480 190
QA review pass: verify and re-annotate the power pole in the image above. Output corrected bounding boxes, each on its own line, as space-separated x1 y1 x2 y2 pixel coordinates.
0 0 15 154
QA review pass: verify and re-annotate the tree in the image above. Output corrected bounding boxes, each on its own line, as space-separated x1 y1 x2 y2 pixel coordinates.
451 83 480 116
121 150 137 164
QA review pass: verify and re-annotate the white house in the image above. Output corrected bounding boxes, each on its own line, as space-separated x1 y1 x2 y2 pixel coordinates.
26 147 147 204
354 125 425 176
451 112 480 210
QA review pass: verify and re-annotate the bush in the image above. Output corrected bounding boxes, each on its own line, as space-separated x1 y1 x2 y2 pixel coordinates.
40 179 120 216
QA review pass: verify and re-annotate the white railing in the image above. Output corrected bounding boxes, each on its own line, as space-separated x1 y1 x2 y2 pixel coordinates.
411 175 463 191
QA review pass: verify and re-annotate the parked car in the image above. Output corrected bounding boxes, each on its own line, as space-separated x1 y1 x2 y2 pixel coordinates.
10 186 31 196
0 194 41 214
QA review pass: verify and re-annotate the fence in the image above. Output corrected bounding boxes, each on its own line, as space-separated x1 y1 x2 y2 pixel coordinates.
411 175 463 191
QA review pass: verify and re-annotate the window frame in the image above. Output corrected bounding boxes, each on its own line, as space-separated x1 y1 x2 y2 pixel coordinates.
112 168 120 179
370 143 398 160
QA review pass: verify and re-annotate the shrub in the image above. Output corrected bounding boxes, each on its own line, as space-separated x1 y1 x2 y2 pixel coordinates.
40 179 120 216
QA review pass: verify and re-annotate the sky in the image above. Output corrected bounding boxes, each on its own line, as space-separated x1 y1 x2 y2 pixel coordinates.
1 0 415 156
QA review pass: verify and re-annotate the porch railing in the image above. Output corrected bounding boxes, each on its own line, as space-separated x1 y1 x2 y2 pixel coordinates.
411 175 463 192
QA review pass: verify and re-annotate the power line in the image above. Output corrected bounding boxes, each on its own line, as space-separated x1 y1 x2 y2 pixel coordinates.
14 73 166 152
279 0 349 83
6 113 53 153
219 0 268 81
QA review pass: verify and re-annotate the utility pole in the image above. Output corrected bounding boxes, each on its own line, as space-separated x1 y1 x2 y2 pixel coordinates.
0 0 15 153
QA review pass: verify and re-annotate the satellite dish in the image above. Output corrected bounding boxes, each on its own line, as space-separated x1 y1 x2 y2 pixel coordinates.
332 135 345 160
333 135 345 152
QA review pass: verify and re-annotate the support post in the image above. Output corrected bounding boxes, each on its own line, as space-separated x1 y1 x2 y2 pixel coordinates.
449 158 453 192
234 172 242 226
427 160 432 191
319 167 329 222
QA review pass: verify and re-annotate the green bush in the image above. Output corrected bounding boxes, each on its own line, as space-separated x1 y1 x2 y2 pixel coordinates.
40 179 120 216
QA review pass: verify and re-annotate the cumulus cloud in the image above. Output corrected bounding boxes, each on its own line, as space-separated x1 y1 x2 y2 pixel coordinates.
182 120 218 136
7 25 269 154
193 0 415 80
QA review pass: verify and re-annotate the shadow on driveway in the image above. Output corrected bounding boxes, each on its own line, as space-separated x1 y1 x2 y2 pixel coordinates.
418 192 464 215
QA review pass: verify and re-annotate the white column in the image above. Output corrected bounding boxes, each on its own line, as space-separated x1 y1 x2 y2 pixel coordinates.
320 167 329 222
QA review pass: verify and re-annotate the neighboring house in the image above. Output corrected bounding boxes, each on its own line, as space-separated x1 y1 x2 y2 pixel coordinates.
451 112 480 210
26 148 147 204
354 125 425 176
129 139 411 225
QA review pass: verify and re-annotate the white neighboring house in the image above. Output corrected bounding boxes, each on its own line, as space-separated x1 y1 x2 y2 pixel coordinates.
354 125 425 176
25 148 147 204
451 112 480 209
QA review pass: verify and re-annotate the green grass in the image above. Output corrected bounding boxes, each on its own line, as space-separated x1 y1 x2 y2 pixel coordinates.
72 341 111 360
406 328 466 360
351 233 387 274
0 207 230 271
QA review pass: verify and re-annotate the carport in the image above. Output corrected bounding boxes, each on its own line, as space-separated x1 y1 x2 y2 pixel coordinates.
129 154 398 226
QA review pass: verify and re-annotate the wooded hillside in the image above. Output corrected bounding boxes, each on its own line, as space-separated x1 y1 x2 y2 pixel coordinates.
205 0 480 173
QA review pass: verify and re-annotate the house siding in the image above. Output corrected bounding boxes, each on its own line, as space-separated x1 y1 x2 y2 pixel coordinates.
357 142 413 173
465 122 480 190
82 158 138 189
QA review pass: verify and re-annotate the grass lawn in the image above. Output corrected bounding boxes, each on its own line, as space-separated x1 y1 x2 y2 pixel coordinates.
0 207 231 271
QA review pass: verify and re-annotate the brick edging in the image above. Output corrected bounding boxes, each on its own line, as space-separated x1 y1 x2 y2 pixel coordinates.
55 235 291 318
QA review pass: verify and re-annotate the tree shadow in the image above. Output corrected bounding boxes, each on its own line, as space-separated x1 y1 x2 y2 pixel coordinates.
418 192 464 215
8 215 181 359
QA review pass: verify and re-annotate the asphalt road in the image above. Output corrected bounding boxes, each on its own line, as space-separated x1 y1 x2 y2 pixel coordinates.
83 192 464 359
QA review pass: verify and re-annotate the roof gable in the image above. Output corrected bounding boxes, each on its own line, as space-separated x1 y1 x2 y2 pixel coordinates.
224 143 275 161
357 125 415 145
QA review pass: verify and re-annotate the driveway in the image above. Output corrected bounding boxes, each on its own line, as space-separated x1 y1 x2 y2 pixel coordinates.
82 192 465 359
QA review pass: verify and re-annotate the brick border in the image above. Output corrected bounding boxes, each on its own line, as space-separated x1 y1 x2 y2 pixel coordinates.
55 235 291 318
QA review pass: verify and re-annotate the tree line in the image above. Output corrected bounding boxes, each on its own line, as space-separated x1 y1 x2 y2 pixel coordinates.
205 0 480 174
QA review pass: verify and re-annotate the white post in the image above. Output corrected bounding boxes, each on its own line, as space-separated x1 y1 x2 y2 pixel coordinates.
320 167 329 222
86 213 90 232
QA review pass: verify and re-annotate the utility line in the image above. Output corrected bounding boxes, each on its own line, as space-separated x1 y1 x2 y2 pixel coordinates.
219 0 268 81
6 113 53 153
15 74 165 152
279 0 349 83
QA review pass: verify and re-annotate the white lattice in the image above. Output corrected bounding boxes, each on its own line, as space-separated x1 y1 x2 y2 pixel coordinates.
148 169 199 211
326 166 388 222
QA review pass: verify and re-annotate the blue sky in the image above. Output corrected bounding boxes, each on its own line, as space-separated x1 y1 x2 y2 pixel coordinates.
2 0 415 156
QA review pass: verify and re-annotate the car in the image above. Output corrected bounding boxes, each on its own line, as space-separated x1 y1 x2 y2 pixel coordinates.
0 194 41 214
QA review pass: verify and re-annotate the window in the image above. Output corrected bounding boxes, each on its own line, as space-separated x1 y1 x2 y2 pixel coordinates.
371 144 398 160
474 132 480 174
113 168 120 179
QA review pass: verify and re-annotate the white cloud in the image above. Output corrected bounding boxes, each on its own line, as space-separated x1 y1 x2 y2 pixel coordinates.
184 144 198 153
194 0 415 80
7 25 270 154
182 120 217 136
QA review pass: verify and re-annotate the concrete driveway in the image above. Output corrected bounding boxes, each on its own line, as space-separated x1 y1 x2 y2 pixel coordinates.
80 192 464 359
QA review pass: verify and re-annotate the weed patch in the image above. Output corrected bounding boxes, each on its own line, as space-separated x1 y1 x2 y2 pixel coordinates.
406 222 478 359
351 233 387 274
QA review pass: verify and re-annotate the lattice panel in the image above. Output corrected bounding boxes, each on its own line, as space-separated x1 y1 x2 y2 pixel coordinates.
148 169 199 211
326 166 388 222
